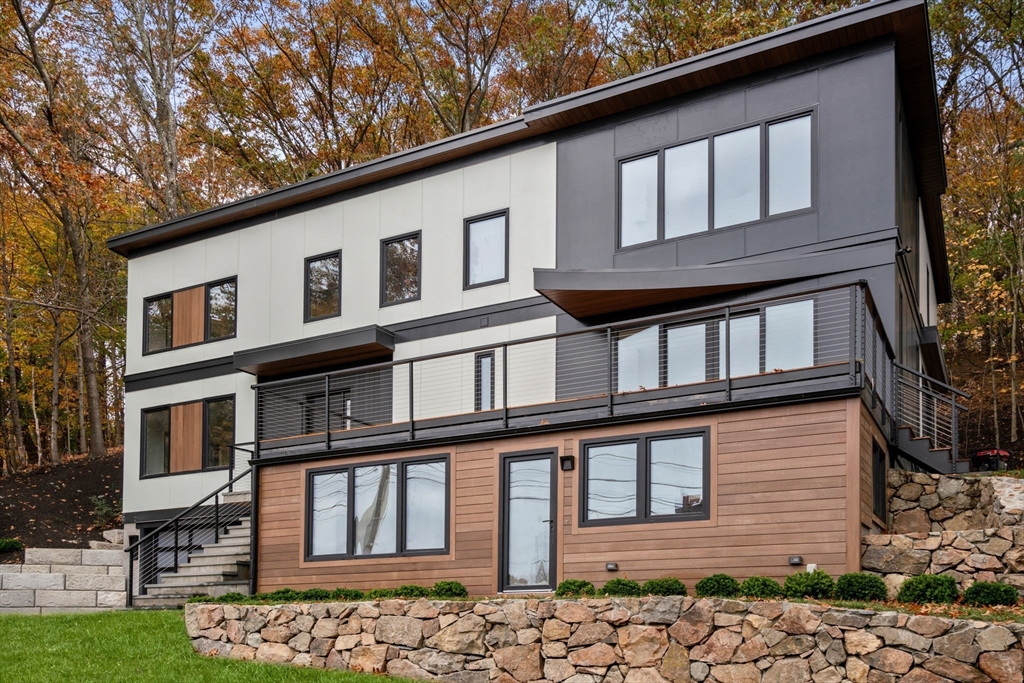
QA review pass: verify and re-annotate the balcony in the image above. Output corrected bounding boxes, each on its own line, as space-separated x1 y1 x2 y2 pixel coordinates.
254 283 914 460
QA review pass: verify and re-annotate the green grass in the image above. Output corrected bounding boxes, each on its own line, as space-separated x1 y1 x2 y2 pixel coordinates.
0 610 387 683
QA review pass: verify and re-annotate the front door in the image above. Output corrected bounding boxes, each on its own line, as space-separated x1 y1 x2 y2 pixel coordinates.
499 451 557 592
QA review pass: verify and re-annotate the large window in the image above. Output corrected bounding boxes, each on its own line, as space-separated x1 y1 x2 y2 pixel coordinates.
381 233 421 306
465 212 508 288
140 396 235 478
144 295 173 353
306 456 448 560
618 113 812 247
582 430 708 525
305 251 342 321
613 298 816 391
206 279 237 340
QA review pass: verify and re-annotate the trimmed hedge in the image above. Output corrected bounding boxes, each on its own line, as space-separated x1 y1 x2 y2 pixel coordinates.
599 578 643 597
834 573 888 602
962 581 1018 607
188 581 466 604
555 579 595 597
739 576 782 599
695 574 741 598
430 581 469 599
641 577 687 597
784 569 834 600
897 575 958 604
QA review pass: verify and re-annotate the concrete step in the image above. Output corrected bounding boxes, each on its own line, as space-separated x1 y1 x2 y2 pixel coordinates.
200 537 250 550
171 562 250 578
131 595 195 609
158 570 248 586
88 541 121 550
143 580 249 598
222 491 251 505
186 552 251 566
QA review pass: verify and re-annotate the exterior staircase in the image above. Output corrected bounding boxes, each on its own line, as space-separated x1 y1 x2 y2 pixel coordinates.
132 491 252 609
897 426 967 474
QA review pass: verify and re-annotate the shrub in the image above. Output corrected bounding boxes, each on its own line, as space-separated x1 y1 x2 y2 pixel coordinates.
262 588 304 603
395 585 431 598
834 573 888 602
601 578 643 596
739 576 783 599
0 538 23 552
695 574 741 598
298 588 331 601
897 574 959 604
366 588 398 600
330 588 365 601
784 569 834 600
431 581 469 598
641 577 687 596
89 494 121 527
962 581 1018 607
555 579 596 597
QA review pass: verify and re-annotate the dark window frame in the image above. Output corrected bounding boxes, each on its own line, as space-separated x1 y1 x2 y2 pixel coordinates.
304 250 343 322
304 453 450 562
139 394 237 480
463 209 510 290
143 293 174 355
616 108 817 252
202 395 236 471
579 427 711 527
498 448 557 592
475 351 496 411
380 231 422 308
205 277 238 342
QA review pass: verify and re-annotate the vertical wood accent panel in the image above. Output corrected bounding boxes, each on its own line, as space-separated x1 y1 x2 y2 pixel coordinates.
256 399 857 593
170 402 204 473
172 286 205 347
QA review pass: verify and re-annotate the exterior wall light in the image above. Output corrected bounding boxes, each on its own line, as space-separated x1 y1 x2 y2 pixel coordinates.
788 556 803 566
605 562 618 572
560 455 575 471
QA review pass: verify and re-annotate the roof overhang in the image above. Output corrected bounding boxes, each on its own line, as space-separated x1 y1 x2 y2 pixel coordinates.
535 242 894 319
233 325 395 377
107 1 949 300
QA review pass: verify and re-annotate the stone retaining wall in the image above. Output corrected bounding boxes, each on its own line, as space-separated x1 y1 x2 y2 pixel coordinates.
0 548 126 614
887 471 1024 534
187 597 1024 683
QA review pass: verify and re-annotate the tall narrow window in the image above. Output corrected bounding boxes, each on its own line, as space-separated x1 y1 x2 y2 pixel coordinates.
145 295 173 353
768 115 812 215
585 442 638 520
616 326 659 392
206 279 236 340
142 408 171 476
354 463 398 555
649 435 705 516
620 155 658 247
382 233 421 305
404 461 446 551
205 398 235 469
311 471 348 557
465 213 507 288
765 299 814 371
475 352 494 411
305 252 342 321
665 140 709 238
714 126 760 228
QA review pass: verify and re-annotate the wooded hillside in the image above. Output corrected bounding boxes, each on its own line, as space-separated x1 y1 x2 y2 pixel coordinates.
0 0 1015 472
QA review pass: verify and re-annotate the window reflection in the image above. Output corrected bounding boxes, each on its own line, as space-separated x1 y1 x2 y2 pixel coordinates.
769 116 812 215
665 140 708 237
145 296 173 352
620 156 658 246
667 323 707 386
719 315 760 378
311 472 348 556
649 436 704 516
714 126 760 228
586 442 637 519
207 280 236 340
205 398 234 468
765 299 814 371
467 215 506 286
383 235 420 304
354 464 397 555
307 254 341 319
616 326 658 392
405 462 446 551
506 459 551 587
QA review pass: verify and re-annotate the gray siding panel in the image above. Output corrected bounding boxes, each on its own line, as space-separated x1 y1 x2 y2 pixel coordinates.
556 129 617 269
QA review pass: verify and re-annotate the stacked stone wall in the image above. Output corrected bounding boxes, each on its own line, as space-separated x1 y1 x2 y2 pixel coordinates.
186 597 1024 683
886 471 1024 534
0 548 126 614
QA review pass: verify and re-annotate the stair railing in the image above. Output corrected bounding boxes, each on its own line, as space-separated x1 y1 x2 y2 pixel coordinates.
124 466 252 606
894 362 970 465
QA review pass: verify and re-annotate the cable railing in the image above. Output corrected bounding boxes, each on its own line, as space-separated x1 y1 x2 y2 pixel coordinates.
124 464 252 606
895 362 970 463
255 284 868 456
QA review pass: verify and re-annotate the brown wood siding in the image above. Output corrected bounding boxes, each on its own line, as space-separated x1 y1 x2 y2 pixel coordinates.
860 404 888 533
170 402 203 473
172 286 205 347
256 398 860 594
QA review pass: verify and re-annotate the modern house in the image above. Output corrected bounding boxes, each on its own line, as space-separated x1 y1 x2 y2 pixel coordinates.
109 0 965 605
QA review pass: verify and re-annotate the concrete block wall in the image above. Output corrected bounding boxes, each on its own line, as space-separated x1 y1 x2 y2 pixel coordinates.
0 548 126 614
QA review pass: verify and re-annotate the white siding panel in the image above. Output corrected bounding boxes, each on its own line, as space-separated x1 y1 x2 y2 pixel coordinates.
268 215 307 343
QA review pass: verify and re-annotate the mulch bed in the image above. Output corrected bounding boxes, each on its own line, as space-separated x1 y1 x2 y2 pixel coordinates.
0 448 122 563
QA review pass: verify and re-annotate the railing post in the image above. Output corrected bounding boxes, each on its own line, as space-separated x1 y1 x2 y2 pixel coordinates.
951 395 959 467
724 307 731 401
501 344 508 429
127 547 135 607
324 375 331 451
173 519 179 574
215 496 220 545
606 328 614 417
228 446 235 493
408 361 415 440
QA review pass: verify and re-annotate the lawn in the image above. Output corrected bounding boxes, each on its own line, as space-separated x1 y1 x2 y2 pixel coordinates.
0 609 386 683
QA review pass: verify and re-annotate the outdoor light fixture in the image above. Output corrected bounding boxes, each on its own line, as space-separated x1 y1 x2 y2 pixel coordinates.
605 562 618 572
788 556 804 566
560 455 575 471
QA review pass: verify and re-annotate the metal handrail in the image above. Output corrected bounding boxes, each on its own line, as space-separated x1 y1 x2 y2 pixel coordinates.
894 361 971 399
124 466 252 555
